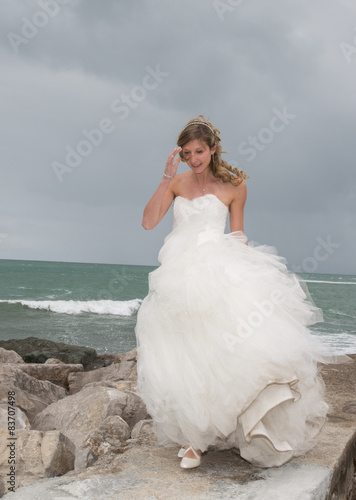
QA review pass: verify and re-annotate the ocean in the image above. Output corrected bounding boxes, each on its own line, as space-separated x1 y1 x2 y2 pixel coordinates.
0 259 355 355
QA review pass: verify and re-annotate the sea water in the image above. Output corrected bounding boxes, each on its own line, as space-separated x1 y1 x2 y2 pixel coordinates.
0 259 355 354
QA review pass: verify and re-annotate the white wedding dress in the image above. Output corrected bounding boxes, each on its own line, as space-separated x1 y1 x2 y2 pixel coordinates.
135 194 332 468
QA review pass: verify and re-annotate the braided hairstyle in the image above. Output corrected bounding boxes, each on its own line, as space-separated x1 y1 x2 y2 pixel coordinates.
177 115 248 186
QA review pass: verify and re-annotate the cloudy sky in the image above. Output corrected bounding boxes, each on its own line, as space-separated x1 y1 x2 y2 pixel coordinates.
0 0 355 274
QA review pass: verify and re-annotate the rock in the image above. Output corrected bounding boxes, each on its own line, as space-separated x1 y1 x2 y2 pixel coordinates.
0 404 30 430
68 360 136 395
96 348 138 367
44 358 65 364
85 416 131 455
120 391 148 429
16 363 84 390
116 380 134 391
119 360 137 381
131 419 155 442
119 347 137 362
74 448 98 471
0 347 23 364
74 380 135 393
0 364 66 423
0 337 103 370
96 353 121 366
40 431 75 476
0 429 75 490
32 386 148 469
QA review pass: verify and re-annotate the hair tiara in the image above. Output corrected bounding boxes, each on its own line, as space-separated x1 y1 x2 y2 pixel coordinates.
181 121 215 135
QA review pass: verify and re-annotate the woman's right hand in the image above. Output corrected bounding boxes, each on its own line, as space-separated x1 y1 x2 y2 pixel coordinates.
164 147 182 179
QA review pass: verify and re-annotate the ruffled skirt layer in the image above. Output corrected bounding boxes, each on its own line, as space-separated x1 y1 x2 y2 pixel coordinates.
135 229 333 467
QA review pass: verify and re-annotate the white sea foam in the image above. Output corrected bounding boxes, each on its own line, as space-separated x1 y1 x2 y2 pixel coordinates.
0 299 142 316
329 309 356 319
314 332 356 354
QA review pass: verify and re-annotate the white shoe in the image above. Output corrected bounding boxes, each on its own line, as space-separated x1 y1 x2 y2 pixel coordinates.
180 446 201 469
178 446 188 458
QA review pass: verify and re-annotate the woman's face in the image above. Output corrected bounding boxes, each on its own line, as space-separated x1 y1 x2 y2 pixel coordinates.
181 139 215 174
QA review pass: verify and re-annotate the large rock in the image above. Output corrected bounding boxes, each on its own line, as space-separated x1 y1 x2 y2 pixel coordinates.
119 391 148 428
68 360 137 394
84 416 131 455
96 353 122 366
0 337 103 370
16 363 84 390
0 429 75 491
0 348 23 364
73 380 135 395
130 418 156 444
32 386 148 469
44 358 65 364
0 364 66 423
0 404 30 430
119 347 137 362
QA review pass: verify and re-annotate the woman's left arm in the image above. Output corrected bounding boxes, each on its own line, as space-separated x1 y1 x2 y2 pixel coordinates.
229 181 247 243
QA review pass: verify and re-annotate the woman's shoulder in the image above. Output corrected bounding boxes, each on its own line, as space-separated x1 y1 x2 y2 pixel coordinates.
224 178 247 196
175 171 191 180
220 179 247 207
231 179 247 203
172 171 191 187
235 179 247 192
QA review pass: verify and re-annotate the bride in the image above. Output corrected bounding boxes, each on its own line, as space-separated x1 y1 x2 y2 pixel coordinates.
135 115 331 469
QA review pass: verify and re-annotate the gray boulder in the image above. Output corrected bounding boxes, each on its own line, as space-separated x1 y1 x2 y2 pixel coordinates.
0 404 30 430
85 416 131 455
0 337 103 370
44 358 65 364
0 348 23 364
0 429 75 491
119 347 137 362
0 364 66 423
16 363 84 390
131 418 156 444
32 386 148 469
68 360 137 395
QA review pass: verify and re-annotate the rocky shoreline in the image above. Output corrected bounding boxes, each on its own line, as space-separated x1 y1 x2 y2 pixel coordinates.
0 337 151 495
0 337 355 499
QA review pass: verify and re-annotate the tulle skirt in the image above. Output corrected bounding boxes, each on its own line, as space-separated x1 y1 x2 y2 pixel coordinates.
135 229 335 467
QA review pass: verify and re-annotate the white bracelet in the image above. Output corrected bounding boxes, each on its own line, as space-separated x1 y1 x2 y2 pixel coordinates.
163 173 173 180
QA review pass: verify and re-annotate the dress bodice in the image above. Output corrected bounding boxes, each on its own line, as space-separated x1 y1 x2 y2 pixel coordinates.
156 194 229 265
172 195 229 234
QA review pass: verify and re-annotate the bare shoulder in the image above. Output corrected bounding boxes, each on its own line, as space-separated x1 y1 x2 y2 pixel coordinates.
171 171 191 196
230 180 247 204
175 171 191 181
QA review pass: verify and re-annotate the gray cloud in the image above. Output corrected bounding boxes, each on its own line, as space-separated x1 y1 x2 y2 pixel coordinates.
0 0 355 274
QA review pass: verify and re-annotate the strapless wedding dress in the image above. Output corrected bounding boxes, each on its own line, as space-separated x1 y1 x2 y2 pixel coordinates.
135 194 332 467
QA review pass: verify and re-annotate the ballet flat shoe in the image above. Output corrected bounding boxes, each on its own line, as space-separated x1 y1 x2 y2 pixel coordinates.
178 447 187 458
180 446 201 469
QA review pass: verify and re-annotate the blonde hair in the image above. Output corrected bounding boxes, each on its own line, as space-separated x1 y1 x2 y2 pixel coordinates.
177 115 248 186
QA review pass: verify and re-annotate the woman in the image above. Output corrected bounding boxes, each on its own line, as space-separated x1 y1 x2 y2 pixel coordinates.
135 115 331 469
